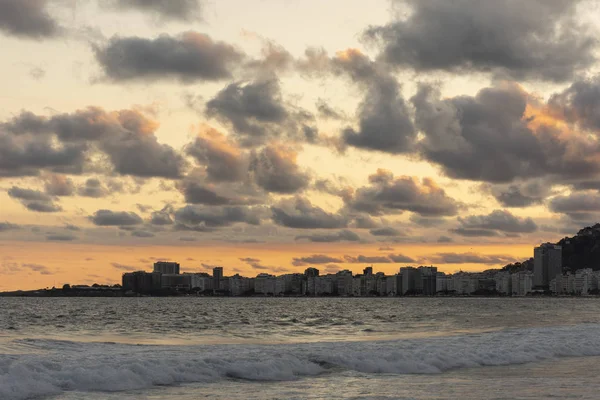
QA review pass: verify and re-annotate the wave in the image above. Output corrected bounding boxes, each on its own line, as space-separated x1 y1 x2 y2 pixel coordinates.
3 324 600 400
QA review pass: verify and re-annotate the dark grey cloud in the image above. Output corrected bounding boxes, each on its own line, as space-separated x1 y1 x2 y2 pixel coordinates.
0 222 20 232
205 79 315 146
46 234 77 241
7 186 62 213
427 252 516 265
131 230 155 238
346 169 459 217
369 227 403 237
332 50 415 153
95 32 243 83
150 209 173 225
292 255 343 266
173 205 265 230
272 197 348 229
250 145 310 194
549 192 600 219
437 235 453 243
365 0 595 81
548 78 600 132
2 107 186 178
109 0 202 21
77 178 109 198
111 262 138 271
316 99 344 120
409 215 447 228
0 0 60 40
64 224 80 231
353 215 381 229
457 209 538 234
90 210 143 226
21 263 52 275
240 257 261 263
450 228 499 237
412 83 600 184
295 229 360 243
344 253 415 263
483 181 550 208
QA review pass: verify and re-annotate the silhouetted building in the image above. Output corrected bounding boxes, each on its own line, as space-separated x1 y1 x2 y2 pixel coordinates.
534 243 562 289
304 267 319 278
363 266 373 276
419 266 437 295
213 266 223 290
153 261 180 275
161 274 191 291
122 271 161 294
400 267 421 295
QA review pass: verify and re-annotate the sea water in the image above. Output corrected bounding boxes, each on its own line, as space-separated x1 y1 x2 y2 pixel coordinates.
2 297 600 399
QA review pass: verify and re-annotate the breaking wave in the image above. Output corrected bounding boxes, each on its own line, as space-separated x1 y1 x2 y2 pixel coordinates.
3 323 600 399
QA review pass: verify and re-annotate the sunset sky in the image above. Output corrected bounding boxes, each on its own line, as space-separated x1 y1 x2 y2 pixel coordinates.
2 0 600 291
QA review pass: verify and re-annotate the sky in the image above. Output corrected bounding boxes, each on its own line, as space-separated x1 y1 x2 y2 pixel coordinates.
1 0 600 290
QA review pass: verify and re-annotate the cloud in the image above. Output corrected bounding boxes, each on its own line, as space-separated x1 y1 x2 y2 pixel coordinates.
548 78 600 133
95 32 243 83
345 169 459 217
272 197 348 229
450 228 499 237
334 49 416 153
21 263 52 275
457 209 538 234
7 186 62 212
46 234 77 241
90 210 143 226
108 0 202 22
150 208 173 225
0 222 20 232
427 252 516 265
316 99 344 120
437 235 453 243
77 178 110 198
412 82 600 185
64 224 80 231
295 229 360 243
365 0 595 81
111 262 138 271
369 227 403 237
483 181 550 208
0 0 61 40
344 254 415 263
177 174 263 206
239 257 261 263
549 192 600 219
44 174 75 196
250 145 310 194
185 127 249 183
131 230 155 238
205 78 315 146
173 204 265 230
292 254 343 266
2 107 186 178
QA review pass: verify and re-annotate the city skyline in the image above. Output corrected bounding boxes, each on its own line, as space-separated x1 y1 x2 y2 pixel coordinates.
3 0 600 291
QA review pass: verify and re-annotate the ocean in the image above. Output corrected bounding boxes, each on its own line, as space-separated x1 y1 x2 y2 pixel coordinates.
2 297 600 399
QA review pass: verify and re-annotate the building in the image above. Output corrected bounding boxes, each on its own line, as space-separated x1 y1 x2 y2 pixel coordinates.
575 269 595 295
275 274 304 295
122 271 161 294
304 267 320 278
184 273 213 292
495 272 512 295
161 274 191 291
230 274 253 296
153 261 180 275
436 272 449 293
419 266 437 295
511 271 533 296
336 270 353 296
213 267 223 291
255 273 276 295
533 243 562 289
400 267 421 295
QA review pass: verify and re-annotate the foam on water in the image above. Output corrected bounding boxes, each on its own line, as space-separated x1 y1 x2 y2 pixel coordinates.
3 323 600 400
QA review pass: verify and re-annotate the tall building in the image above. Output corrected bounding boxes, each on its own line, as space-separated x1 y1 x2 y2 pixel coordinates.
122 271 161 294
213 266 223 291
533 243 562 288
363 266 373 276
400 267 421 295
153 261 180 275
418 266 437 295
304 267 320 278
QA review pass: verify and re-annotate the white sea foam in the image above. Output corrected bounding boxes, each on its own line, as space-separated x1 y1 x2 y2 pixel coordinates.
3 324 600 400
